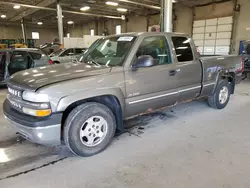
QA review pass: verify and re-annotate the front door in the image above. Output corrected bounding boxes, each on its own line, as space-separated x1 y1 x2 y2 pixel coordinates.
124 35 178 117
171 36 202 102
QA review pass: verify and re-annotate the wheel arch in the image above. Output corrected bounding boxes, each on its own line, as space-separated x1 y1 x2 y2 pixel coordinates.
213 70 236 94
59 91 125 135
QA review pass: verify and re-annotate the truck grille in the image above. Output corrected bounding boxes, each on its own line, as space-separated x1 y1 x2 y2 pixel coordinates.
8 87 22 98
7 84 24 112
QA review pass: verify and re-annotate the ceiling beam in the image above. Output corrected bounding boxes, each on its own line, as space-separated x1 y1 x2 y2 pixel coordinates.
10 0 56 21
0 1 123 20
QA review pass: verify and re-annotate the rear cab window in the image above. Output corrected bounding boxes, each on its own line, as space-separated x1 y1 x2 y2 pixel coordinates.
172 36 194 62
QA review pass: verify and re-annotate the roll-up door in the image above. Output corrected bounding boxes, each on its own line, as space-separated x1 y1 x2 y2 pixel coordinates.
193 16 233 55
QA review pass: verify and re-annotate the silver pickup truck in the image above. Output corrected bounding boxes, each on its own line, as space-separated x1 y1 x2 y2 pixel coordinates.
3 32 243 157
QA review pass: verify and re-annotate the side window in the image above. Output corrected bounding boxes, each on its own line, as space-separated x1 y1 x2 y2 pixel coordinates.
75 48 84 54
29 52 42 60
9 51 32 75
172 37 194 62
136 36 172 66
61 49 74 56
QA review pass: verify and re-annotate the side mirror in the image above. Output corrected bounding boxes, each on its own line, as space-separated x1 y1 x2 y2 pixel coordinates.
132 55 154 71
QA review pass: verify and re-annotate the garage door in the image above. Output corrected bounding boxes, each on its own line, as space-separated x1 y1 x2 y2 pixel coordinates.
192 16 233 55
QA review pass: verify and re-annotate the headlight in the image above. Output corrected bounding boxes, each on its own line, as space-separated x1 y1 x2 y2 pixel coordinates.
22 91 49 102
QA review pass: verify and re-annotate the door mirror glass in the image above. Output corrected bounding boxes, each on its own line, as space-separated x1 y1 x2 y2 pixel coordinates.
132 55 154 70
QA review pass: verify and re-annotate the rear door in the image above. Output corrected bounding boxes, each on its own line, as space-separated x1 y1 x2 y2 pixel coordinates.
124 35 178 117
171 36 202 102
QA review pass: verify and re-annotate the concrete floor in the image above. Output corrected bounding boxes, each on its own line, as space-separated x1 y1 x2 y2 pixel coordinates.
0 81 250 187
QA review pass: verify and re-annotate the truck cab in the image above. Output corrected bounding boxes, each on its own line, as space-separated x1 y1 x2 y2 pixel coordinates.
3 32 243 157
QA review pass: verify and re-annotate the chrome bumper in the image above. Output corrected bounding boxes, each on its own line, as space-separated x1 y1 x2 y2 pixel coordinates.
4 115 61 146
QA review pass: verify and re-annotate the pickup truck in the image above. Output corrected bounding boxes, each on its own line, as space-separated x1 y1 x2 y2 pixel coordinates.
3 32 243 157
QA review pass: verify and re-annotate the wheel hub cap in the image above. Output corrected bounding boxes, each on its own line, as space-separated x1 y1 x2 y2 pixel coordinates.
219 86 229 104
79 116 108 147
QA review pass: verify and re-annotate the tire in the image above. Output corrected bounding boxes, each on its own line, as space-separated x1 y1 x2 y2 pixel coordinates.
208 79 231 109
64 102 116 157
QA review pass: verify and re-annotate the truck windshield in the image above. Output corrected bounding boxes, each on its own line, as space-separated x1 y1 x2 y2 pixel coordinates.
78 36 137 66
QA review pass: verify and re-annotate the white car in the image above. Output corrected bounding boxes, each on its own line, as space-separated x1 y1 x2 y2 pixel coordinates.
49 48 87 64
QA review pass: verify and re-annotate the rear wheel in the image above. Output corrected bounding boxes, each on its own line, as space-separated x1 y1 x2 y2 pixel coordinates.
208 79 231 109
64 102 116 157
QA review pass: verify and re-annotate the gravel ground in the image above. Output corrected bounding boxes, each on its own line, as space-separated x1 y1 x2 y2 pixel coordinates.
0 80 250 187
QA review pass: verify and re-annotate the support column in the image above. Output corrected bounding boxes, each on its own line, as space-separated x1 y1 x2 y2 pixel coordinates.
164 0 173 32
160 0 164 32
21 18 27 44
57 2 64 46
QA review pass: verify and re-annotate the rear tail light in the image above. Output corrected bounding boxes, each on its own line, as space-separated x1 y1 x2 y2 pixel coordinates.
236 57 245 73
241 57 245 72
49 59 53 65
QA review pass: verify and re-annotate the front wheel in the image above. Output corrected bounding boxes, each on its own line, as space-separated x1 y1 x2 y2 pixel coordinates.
64 102 116 157
208 79 231 109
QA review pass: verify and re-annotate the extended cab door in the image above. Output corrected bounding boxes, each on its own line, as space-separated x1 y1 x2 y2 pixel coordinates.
124 35 178 117
171 36 202 102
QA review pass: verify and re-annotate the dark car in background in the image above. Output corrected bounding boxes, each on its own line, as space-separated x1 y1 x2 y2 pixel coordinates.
0 49 52 85
242 41 250 78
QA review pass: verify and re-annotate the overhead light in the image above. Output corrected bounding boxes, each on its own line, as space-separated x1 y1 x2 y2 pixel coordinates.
67 21 74 24
37 22 43 25
1 15 6 18
121 15 125 20
117 8 127 12
106 1 118 6
13 5 21 9
80 6 90 11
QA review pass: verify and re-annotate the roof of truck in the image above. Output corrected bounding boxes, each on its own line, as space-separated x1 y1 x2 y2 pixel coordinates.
106 32 189 38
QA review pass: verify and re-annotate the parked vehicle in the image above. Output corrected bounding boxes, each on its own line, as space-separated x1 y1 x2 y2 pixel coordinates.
49 48 87 64
0 49 52 85
241 40 250 79
3 32 243 157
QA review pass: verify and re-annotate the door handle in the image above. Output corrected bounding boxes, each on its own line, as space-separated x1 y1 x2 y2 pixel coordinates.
169 70 177 76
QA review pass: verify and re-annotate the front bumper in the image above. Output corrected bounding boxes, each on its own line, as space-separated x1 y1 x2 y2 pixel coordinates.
3 99 62 146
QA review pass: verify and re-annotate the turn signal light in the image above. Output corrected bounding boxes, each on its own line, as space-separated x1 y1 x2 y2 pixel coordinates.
22 107 52 117
36 109 52 117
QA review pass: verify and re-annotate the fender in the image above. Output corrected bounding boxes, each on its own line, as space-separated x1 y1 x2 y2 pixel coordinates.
213 69 235 94
56 87 126 114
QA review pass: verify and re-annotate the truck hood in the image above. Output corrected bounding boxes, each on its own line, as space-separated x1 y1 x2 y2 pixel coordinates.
8 62 111 91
